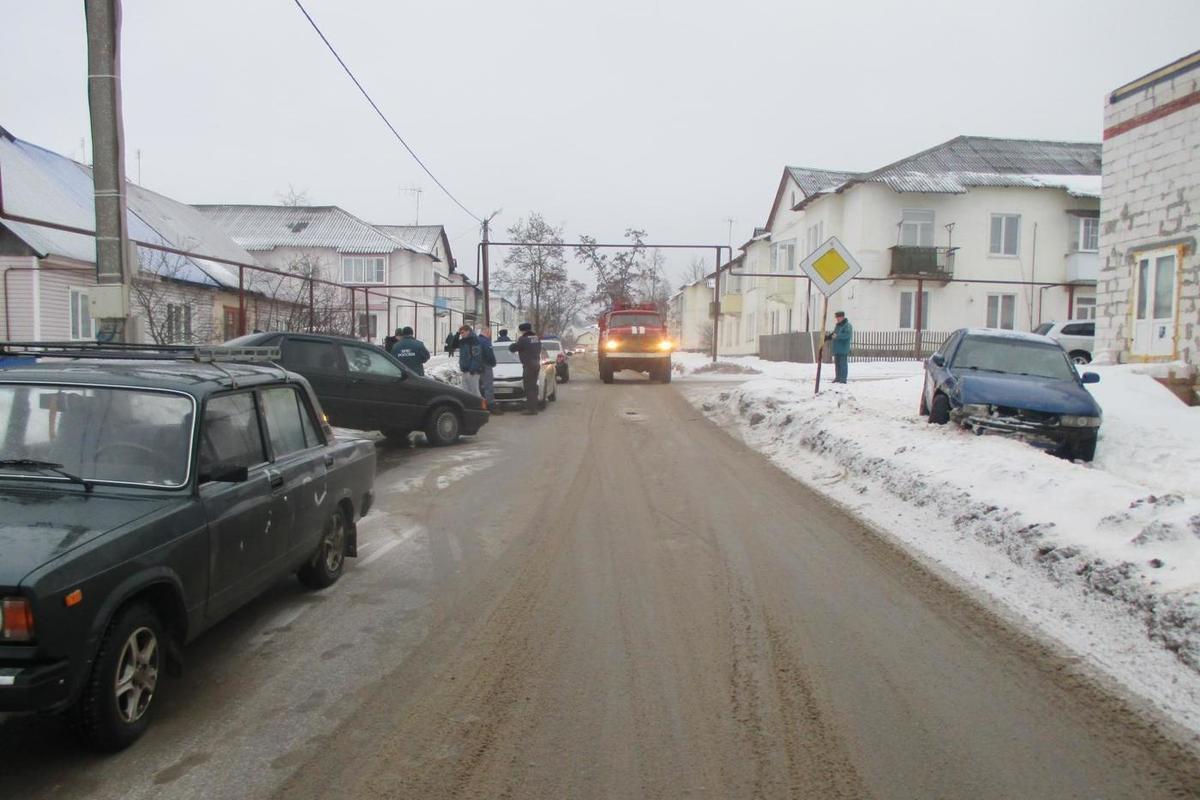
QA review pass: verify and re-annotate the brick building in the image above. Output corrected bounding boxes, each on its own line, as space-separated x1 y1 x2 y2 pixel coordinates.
1096 50 1200 382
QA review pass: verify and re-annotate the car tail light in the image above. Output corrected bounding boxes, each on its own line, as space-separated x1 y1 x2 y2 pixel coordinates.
1 597 35 641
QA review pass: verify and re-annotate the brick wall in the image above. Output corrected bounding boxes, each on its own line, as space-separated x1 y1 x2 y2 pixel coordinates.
1097 57 1200 369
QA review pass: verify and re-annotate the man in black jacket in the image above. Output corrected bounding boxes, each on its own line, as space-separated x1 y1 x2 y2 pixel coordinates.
510 322 542 415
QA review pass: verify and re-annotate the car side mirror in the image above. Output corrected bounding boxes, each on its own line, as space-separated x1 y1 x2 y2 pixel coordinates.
930 354 945 367
1081 372 1100 384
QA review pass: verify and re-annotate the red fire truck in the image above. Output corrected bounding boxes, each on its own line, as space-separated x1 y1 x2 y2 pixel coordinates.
597 302 673 384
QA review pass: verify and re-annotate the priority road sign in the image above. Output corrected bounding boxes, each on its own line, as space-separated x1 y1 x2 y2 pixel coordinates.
798 237 862 297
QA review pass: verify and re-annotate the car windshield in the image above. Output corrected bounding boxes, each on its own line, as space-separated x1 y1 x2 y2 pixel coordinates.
493 347 523 364
608 314 662 328
952 337 1077 381
0 384 193 487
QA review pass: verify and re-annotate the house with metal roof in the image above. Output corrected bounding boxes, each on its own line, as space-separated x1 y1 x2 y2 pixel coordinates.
196 205 471 347
0 126 290 344
712 135 1102 356
1096 49 1199 399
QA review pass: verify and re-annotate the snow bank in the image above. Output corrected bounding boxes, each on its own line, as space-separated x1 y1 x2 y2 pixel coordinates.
425 354 462 387
679 357 1200 729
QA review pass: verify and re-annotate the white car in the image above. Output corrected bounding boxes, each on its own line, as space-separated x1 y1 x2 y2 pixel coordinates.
1032 319 1095 364
490 345 557 409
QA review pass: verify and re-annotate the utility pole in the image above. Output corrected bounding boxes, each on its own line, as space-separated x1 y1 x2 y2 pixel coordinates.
481 211 500 331
85 0 132 341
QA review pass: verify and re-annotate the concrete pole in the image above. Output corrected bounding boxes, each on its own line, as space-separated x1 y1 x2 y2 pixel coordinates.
85 0 132 341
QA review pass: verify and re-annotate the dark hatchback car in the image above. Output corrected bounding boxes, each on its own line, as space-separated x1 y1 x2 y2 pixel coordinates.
0 346 375 750
921 328 1103 461
226 332 488 446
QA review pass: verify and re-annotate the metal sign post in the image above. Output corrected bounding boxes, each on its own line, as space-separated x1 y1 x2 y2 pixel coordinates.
796 236 862 395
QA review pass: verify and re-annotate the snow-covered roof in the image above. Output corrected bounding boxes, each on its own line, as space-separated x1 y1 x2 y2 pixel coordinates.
0 128 249 289
375 224 444 256
194 204 418 255
785 166 862 197
791 136 1101 209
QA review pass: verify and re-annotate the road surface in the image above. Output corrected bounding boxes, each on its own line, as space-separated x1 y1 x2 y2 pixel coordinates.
3 363 1199 799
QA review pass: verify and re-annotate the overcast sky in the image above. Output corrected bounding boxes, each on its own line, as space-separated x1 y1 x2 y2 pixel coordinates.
2 0 1198 287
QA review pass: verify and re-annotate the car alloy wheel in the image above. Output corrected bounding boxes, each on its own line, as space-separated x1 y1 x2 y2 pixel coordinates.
323 511 346 574
114 626 159 725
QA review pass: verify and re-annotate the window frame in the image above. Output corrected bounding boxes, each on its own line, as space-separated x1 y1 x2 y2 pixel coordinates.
197 389 269 482
899 290 930 330
985 293 1017 330
340 255 388 285
1074 295 1096 321
1076 217 1099 253
166 302 193 344
989 213 1021 257
899 209 935 248
69 287 96 341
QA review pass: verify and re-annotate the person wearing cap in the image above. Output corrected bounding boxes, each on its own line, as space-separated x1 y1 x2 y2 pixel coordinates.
496 328 512 342
383 326 403 353
510 322 542 415
390 327 430 376
824 311 853 384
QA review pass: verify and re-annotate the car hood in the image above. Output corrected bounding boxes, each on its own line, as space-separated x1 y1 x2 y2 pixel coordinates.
953 371 1101 415
0 487 183 586
493 363 526 380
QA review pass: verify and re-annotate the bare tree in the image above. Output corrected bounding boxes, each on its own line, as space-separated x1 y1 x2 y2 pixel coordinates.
576 228 649 308
247 253 348 335
495 213 575 334
130 249 216 344
682 256 709 287
276 185 311 207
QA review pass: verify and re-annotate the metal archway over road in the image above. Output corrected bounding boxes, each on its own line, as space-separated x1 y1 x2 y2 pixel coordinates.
477 237 733 362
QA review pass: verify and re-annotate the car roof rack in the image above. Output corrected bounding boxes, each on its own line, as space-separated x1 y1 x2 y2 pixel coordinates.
0 341 282 364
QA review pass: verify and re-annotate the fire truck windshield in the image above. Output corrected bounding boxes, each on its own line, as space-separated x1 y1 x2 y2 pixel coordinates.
607 314 661 328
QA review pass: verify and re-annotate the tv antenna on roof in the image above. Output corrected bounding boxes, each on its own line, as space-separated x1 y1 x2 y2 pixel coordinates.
400 185 423 225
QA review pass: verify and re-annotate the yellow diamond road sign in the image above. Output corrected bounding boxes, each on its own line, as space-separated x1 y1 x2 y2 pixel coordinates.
798 236 862 297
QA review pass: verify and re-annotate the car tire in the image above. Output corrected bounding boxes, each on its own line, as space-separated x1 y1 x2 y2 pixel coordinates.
299 507 348 589
424 406 461 446
928 394 950 425
1069 350 1092 365
600 362 614 384
73 603 164 752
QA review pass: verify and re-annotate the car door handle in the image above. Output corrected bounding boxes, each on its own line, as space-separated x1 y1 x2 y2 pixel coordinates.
268 470 284 489
324 455 334 467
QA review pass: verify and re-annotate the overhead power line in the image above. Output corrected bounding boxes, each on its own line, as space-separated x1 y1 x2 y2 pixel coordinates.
292 0 482 223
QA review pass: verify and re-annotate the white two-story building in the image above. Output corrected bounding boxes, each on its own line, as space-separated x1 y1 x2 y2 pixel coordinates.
713 137 1102 355
196 205 467 345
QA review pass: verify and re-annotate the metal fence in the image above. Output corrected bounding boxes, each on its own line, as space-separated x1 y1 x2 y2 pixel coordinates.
757 329 954 364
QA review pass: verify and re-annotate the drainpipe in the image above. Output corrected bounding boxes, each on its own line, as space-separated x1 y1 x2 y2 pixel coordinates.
1068 284 1076 320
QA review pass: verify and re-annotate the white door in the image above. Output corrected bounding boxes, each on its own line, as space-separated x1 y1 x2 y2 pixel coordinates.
1133 252 1177 356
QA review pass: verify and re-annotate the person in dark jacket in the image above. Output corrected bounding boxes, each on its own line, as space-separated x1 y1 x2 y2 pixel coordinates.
383 327 402 353
496 329 511 342
825 311 853 384
445 331 458 354
478 330 498 408
456 325 485 397
390 327 430 376
510 322 542 415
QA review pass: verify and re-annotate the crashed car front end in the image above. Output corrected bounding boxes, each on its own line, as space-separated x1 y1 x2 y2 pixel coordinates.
951 402 1101 452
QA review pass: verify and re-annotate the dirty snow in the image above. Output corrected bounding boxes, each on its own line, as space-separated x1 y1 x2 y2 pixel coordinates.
674 350 1200 732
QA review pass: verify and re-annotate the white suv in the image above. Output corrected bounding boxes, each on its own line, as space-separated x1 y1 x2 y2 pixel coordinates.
1033 320 1095 364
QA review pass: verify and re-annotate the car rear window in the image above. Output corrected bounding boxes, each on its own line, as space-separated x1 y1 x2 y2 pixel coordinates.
283 338 341 371
1061 323 1095 336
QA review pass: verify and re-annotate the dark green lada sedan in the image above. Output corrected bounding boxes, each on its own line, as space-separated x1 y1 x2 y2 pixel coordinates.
0 347 376 750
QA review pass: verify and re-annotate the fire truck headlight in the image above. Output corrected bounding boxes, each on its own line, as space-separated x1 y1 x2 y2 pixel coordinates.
605 340 619 351
657 339 673 351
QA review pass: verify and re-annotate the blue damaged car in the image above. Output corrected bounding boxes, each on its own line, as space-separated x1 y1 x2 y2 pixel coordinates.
920 328 1103 461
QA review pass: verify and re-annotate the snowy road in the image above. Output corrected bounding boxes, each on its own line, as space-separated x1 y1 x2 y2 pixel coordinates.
3 364 1200 798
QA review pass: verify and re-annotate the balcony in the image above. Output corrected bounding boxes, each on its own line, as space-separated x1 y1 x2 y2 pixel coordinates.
1066 251 1098 284
889 246 956 282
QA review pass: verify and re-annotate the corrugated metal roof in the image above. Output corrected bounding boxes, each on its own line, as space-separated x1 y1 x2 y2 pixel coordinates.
0 132 245 288
195 205 417 255
376 225 444 256
786 167 862 197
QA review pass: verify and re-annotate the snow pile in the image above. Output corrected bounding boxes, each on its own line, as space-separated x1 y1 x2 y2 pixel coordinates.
680 360 1200 710
672 350 923 382
424 354 462 387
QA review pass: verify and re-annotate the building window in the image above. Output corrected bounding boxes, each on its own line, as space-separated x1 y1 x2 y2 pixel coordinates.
806 221 824 257
986 293 1016 330
1074 295 1096 320
899 209 935 247
899 291 930 329
357 312 379 340
770 240 796 273
1073 217 1099 252
341 256 386 284
69 288 95 340
989 214 1021 256
165 303 193 343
